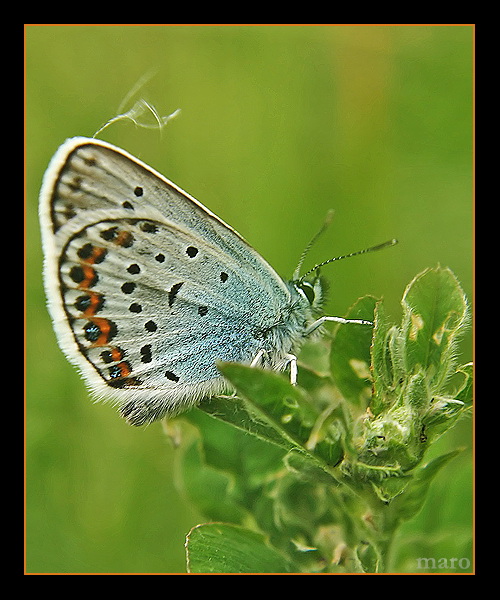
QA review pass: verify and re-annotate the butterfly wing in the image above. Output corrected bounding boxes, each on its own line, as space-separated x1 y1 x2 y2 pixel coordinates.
39 137 293 424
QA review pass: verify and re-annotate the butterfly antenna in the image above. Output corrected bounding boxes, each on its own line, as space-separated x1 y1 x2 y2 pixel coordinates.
293 210 335 280
297 238 398 283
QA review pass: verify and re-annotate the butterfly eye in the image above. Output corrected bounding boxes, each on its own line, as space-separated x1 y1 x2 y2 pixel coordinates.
296 281 316 305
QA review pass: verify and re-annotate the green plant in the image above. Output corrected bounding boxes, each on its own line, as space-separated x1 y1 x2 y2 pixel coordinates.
171 266 472 573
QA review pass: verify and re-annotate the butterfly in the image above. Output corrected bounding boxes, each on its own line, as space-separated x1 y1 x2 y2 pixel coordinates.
39 137 396 426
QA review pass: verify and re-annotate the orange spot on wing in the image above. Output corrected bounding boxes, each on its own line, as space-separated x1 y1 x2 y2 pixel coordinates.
89 317 116 346
78 265 97 289
82 292 104 316
87 246 107 264
110 347 124 361
117 361 132 377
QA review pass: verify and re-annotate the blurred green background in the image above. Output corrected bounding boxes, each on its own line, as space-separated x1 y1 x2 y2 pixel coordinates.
26 25 473 573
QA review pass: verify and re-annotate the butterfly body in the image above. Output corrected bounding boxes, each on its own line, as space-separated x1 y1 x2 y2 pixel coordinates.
40 138 322 425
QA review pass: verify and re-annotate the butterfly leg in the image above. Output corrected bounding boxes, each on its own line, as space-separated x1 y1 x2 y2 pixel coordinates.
250 348 266 367
251 350 297 385
284 353 298 385
304 315 373 336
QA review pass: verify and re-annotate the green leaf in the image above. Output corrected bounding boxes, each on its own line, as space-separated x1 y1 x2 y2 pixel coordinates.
197 393 297 455
284 448 339 485
216 363 343 470
419 362 472 440
178 437 248 523
186 404 284 476
387 449 462 525
330 295 378 407
186 523 295 573
400 266 468 393
456 362 473 404
180 408 288 520
370 474 412 503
